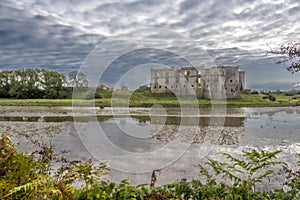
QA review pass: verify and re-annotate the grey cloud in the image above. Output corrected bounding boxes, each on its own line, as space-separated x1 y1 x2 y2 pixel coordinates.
0 0 300 89
0 0 105 73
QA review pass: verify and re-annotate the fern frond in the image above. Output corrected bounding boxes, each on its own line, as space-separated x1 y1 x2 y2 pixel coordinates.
4 175 50 198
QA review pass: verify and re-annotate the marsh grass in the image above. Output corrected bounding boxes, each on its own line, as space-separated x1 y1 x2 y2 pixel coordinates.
0 90 299 107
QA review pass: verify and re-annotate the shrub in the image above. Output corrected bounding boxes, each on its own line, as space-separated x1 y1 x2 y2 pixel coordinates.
285 91 296 96
0 134 108 199
278 156 300 198
242 89 251 95
261 91 269 95
262 96 269 99
86 91 102 100
135 85 151 93
269 94 276 101
251 90 259 94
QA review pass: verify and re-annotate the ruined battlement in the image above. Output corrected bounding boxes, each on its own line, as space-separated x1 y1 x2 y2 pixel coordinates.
150 66 245 99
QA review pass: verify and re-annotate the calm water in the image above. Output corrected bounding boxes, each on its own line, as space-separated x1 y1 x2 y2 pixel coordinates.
1 106 300 187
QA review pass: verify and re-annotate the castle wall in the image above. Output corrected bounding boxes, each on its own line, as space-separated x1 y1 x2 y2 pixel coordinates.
151 66 245 99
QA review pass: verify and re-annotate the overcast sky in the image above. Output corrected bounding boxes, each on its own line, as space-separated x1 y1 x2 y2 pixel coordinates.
0 0 300 90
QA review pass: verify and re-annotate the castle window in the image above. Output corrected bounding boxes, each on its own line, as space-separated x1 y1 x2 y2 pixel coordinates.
191 85 194 88
159 85 161 88
185 71 187 75
165 86 167 89
154 86 157 89
176 74 179 83
231 88 233 92
230 80 233 83
165 72 169 83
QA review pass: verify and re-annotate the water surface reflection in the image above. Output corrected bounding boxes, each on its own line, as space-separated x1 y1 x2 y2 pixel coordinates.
1 106 300 186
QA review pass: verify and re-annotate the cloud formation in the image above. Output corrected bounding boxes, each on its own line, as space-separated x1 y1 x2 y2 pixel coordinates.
0 0 300 89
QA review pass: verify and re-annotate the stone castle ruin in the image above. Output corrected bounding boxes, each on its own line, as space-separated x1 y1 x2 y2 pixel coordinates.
150 66 245 99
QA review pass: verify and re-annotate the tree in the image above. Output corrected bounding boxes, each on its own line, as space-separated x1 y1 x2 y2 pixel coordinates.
22 68 41 98
0 70 13 98
97 84 109 91
8 69 37 99
269 42 300 73
68 71 89 89
135 85 150 92
2 68 66 99
42 69 66 99
120 85 128 91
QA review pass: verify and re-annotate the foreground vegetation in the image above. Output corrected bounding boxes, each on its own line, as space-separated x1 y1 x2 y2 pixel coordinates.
0 87 300 107
1 134 300 199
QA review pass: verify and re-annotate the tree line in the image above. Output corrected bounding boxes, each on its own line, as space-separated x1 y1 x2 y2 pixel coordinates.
0 68 88 99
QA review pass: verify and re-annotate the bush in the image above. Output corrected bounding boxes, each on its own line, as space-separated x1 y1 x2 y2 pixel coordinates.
242 89 251 95
262 96 269 99
261 91 269 95
135 85 151 93
269 94 276 101
0 134 108 199
285 91 296 96
251 90 259 94
86 91 102 100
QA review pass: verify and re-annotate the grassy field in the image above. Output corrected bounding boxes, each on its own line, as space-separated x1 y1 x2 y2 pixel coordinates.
0 90 299 107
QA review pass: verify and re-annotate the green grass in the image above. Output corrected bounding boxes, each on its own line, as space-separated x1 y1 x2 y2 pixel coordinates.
0 90 299 107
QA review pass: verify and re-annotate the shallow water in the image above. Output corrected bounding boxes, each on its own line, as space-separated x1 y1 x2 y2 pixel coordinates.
1 106 300 188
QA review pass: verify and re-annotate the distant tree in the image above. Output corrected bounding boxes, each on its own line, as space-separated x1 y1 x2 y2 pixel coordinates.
0 70 13 97
9 69 41 99
41 70 65 99
85 91 102 100
269 42 300 73
2 68 66 99
68 71 89 89
135 85 150 92
251 90 259 95
23 68 41 98
120 85 128 91
97 84 109 91
284 91 296 96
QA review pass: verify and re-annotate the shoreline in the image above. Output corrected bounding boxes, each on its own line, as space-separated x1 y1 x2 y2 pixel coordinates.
0 101 299 108
0 92 300 108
